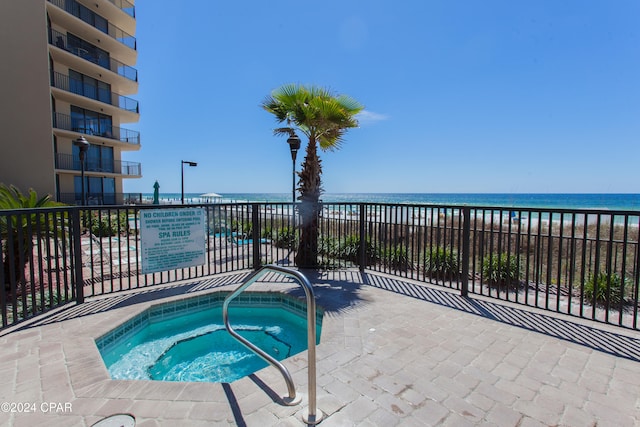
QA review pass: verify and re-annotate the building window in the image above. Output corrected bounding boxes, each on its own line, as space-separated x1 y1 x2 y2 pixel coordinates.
74 176 116 205
73 143 114 173
70 106 113 137
69 70 112 105
65 0 109 35
67 33 109 69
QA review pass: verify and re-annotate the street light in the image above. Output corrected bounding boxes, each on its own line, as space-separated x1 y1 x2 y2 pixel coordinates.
287 132 301 240
287 132 301 204
73 136 89 206
181 160 197 204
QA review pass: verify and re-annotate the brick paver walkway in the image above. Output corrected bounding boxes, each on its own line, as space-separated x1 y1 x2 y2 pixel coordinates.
1 269 639 426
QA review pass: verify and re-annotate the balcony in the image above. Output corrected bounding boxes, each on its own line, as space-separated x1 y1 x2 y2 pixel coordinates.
51 71 139 115
53 112 140 146
49 28 137 82
106 0 135 18
48 0 136 50
55 152 141 176
57 192 140 205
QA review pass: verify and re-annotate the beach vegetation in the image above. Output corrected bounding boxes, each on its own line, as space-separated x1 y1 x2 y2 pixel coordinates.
482 253 520 287
90 211 129 237
583 272 624 307
318 234 379 266
339 235 379 265
91 216 117 237
424 247 459 281
6 289 63 324
271 227 296 249
383 244 411 271
262 84 363 268
0 184 64 291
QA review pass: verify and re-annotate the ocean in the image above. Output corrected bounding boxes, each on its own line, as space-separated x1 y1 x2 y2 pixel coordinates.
141 193 640 212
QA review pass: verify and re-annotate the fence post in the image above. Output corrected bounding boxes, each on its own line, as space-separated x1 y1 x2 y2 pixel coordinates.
72 208 85 304
359 204 366 272
461 206 471 297
252 203 261 270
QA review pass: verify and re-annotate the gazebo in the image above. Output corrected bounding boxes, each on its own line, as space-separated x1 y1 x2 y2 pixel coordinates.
200 192 223 203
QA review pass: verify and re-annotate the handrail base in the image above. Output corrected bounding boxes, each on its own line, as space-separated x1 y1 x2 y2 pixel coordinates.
303 409 324 425
282 395 302 406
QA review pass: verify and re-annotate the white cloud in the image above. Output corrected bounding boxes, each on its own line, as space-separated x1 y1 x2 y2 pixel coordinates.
356 110 389 125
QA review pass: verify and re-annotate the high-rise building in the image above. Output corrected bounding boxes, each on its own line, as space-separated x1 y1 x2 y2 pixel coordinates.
0 0 141 205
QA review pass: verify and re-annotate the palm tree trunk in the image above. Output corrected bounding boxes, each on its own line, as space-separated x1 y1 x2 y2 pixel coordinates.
295 138 322 268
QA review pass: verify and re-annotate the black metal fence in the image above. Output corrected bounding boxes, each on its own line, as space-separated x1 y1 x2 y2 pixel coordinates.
49 28 138 82
47 0 136 50
1 203 638 331
51 71 140 114
52 112 140 145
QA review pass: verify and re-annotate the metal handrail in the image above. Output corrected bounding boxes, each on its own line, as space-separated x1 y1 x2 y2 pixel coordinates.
47 0 137 50
222 265 323 425
51 71 140 113
49 28 138 82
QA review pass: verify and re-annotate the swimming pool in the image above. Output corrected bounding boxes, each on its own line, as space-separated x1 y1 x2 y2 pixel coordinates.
95 292 323 383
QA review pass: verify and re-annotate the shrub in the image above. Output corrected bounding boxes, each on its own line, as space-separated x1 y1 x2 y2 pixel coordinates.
8 290 64 323
318 236 338 257
425 247 459 280
330 235 379 266
583 272 623 306
91 216 117 237
90 212 130 237
384 244 410 271
482 253 520 286
272 227 296 249
336 235 360 261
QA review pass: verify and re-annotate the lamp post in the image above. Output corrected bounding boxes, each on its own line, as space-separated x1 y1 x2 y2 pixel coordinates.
181 160 197 204
73 136 89 206
287 132 301 237
287 133 301 204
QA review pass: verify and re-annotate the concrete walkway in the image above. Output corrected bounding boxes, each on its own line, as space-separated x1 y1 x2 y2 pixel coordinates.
1 269 639 426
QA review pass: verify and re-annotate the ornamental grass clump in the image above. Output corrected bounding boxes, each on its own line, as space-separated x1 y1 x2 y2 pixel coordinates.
482 253 520 287
384 244 410 272
583 272 624 307
272 227 296 249
424 247 459 281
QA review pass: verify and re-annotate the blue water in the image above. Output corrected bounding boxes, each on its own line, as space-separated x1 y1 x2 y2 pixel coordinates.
146 193 640 211
102 306 316 383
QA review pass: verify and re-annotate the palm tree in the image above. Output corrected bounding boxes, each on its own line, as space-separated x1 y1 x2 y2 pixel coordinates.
262 84 363 267
0 184 63 292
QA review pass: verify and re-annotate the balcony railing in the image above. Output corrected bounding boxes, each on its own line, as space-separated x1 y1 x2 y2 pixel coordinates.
51 71 139 113
53 112 140 145
49 28 138 82
60 192 143 205
55 152 141 176
57 192 141 205
106 0 135 17
48 0 136 50
1 202 639 331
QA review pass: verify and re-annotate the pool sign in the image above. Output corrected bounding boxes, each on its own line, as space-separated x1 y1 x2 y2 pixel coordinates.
140 208 205 274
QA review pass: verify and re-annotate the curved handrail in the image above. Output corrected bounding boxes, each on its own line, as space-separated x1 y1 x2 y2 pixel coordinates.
222 265 323 424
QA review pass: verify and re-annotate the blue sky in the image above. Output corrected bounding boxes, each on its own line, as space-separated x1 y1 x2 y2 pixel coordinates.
123 0 640 194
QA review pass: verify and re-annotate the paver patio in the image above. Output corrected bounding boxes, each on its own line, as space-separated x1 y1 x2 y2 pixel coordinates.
1 269 639 426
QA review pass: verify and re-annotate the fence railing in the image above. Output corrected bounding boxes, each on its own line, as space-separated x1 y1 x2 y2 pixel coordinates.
51 71 139 114
55 153 141 176
57 193 142 205
106 0 135 17
47 0 136 50
53 112 140 145
1 202 638 331
49 28 138 82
